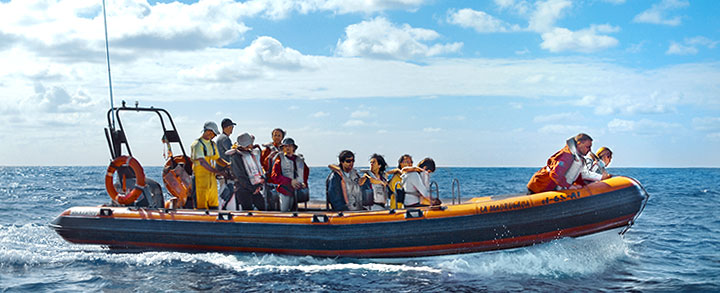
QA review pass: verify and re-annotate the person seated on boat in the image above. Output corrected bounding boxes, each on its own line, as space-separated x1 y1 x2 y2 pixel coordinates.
358 154 390 211
190 121 229 210
526 133 610 194
270 137 309 212
585 146 613 180
326 150 364 211
401 157 437 207
386 154 413 209
225 133 266 211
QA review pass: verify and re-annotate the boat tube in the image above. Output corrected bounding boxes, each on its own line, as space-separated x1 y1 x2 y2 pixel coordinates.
50 176 648 258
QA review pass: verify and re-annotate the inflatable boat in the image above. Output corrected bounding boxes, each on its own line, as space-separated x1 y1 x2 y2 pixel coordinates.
49 104 649 258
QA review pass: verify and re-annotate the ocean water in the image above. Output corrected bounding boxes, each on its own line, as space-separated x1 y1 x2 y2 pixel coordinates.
0 166 718 292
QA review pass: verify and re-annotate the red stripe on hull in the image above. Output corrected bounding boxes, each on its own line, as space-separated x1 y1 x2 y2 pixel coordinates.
63 213 635 258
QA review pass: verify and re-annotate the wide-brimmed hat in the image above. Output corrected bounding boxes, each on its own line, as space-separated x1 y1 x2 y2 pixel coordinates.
236 132 255 148
202 121 220 135
281 137 297 149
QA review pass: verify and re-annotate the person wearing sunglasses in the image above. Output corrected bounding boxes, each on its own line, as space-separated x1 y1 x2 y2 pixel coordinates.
326 150 364 211
586 146 613 178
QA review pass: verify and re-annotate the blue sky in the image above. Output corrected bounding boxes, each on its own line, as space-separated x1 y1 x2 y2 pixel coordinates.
0 0 718 167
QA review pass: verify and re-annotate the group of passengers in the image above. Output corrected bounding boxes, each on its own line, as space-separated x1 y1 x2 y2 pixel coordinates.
526 133 614 194
189 119 438 212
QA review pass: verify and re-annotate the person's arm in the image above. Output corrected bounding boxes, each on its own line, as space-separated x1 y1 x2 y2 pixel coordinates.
230 155 254 193
302 164 310 187
270 157 292 186
548 153 573 189
327 172 348 211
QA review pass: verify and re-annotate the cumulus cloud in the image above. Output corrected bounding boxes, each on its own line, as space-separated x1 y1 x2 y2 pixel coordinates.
447 8 521 33
335 17 462 60
0 0 253 61
540 24 619 53
178 36 317 82
633 0 689 26
666 36 718 55
448 1 621 54
528 0 571 32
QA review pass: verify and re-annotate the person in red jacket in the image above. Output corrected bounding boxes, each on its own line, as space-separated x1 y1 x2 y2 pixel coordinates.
527 133 610 194
270 138 309 212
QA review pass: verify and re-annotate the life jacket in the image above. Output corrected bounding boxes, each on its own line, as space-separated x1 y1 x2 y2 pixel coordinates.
279 154 305 182
326 165 363 211
527 139 584 193
262 143 281 173
367 171 388 205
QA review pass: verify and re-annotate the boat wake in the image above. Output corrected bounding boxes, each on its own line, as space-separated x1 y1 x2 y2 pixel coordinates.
1 223 626 280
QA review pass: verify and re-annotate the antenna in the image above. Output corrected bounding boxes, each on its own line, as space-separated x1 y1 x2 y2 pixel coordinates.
102 0 116 130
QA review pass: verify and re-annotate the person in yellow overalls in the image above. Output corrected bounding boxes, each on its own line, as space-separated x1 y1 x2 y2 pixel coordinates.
190 121 228 209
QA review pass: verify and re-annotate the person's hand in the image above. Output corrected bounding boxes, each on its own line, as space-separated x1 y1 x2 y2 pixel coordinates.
568 184 582 190
601 171 611 180
291 179 302 189
254 186 262 194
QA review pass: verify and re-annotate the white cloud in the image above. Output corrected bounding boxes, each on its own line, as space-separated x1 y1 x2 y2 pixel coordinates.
633 0 688 26
344 119 366 126
178 36 317 82
528 0 572 32
447 8 521 33
350 110 370 118
540 25 619 53
312 111 329 118
666 37 718 55
335 17 462 60
607 118 682 135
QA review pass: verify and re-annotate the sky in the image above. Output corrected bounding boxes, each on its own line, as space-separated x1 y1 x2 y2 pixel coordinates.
0 0 718 168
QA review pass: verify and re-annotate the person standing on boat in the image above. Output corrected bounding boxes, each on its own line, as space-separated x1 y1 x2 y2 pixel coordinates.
527 133 610 194
261 128 285 210
358 154 390 210
190 121 228 209
261 128 286 173
270 138 309 212
225 133 266 211
326 150 364 211
216 118 236 162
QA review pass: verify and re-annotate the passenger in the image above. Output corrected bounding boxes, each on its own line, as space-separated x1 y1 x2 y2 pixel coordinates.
358 154 390 211
401 157 437 207
269 138 309 212
216 118 236 162
387 154 413 209
261 128 286 173
587 146 613 177
190 121 228 209
225 133 266 211
527 133 610 194
215 118 236 193
261 128 285 211
326 150 363 211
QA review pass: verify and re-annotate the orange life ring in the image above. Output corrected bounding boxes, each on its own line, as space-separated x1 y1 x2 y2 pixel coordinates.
162 155 193 208
105 156 146 205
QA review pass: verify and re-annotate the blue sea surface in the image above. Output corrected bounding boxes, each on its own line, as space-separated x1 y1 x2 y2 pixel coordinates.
1 166 718 292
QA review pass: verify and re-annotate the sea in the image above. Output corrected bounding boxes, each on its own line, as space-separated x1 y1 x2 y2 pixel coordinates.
0 166 718 292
